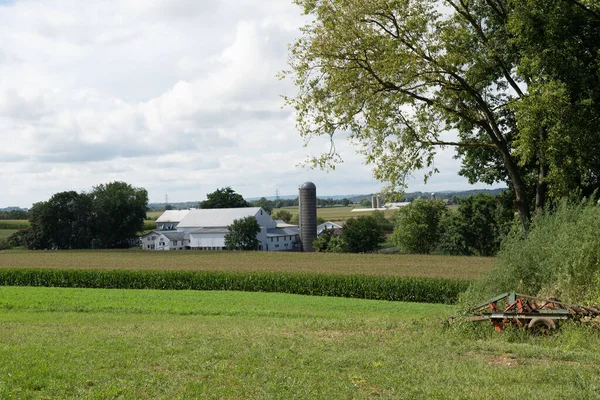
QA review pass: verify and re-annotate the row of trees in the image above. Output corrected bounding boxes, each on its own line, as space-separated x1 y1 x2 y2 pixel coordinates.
392 194 514 256
10 182 148 249
0 209 29 220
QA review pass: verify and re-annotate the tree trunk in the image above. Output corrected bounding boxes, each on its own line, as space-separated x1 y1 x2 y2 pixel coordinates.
497 142 531 237
535 127 548 210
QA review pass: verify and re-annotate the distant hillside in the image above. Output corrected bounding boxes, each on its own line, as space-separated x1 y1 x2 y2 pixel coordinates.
150 188 506 210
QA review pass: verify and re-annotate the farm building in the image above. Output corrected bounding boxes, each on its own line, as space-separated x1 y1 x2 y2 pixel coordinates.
140 231 188 251
155 210 190 230
317 221 344 237
142 207 300 251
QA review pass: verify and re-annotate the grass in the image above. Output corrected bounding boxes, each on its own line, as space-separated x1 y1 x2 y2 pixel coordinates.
0 220 29 229
0 229 17 240
1 287 599 399
0 249 494 279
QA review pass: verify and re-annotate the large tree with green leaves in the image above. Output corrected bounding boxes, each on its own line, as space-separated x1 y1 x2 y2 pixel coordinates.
201 187 250 209
392 199 447 254
224 216 261 250
284 0 600 233
91 182 148 248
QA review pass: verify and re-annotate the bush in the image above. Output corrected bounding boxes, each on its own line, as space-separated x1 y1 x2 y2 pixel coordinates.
343 215 385 253
461 197 600 307
0 239 12 250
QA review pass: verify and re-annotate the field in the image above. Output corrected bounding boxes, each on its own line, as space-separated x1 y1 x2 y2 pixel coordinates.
1 287 599 399
0 249 494 280
277 205 398 221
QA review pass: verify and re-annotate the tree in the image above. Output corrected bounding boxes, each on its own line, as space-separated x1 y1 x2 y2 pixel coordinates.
439 193 514 256
201 187 250 209
284 0 600 234
91 182 148 248
25 191 94 250
272 210 293 223
224 216 261 250
392 199 447 254
251 197 274 214
342 215 385 253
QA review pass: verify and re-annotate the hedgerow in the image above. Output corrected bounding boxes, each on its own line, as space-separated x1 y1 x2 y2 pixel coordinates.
0 269 470 304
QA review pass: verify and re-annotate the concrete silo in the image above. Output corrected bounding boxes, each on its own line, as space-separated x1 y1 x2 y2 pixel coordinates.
298 181 317 252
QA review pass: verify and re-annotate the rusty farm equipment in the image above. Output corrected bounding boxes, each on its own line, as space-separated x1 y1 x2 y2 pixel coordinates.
469 292 600 334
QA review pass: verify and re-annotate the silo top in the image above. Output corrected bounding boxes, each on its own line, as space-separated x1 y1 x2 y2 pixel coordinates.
299 182 316 190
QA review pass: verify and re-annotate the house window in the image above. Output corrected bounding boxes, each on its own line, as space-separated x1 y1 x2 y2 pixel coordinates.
277 237 279 242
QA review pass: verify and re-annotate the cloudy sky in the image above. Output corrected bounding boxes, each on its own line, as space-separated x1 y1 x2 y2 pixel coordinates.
0 0 500 208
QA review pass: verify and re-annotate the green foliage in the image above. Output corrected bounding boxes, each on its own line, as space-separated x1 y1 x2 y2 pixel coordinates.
0 268 470 304
343 215 386 253
251 197 274 214
312 228 348 253
393 200 447 254
461 197 600 307
23 182 148 250
440 194 514 256
0 209 28 220
0 238 12 250
201 187 250 209
90 182 149 249
225 216 261 251
285 0 600 231
272 209 292 223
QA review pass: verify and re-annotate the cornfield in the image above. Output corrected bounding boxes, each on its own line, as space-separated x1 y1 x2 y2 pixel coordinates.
0 268 470 304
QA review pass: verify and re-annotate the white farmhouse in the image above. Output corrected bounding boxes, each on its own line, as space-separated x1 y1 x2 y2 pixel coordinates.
142 207 300 251
141 231 189 250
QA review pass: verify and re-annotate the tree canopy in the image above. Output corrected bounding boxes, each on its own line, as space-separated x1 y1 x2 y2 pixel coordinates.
200 187 250 209
284 0 600 232
20 181 147 249
224 216 261 250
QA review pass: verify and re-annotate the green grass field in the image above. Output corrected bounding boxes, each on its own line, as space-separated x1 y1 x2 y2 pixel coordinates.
1 287 598 399
276 205 397 221
0 229 17 240
0 249 494 279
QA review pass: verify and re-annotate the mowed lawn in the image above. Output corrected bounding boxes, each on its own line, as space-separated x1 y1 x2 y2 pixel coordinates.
0 249 494 279
1 287 599 399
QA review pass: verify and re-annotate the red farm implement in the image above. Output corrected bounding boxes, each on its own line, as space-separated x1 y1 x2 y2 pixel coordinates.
470 292 600 334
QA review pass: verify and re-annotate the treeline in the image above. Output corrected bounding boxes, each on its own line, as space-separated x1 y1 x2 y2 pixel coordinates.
313 192 514 256
0 210 29 220
8 181 148 250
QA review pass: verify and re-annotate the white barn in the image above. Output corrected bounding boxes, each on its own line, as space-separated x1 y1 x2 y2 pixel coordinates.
143 207 300 251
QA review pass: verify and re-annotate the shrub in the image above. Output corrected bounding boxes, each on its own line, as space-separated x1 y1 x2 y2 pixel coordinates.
461 197 600 306
0 239 12 250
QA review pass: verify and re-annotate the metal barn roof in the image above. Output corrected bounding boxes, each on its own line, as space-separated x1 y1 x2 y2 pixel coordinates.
156 210 191 223
177 207 265 228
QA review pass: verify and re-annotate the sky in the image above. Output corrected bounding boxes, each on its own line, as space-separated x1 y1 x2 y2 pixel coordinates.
0 0 501 208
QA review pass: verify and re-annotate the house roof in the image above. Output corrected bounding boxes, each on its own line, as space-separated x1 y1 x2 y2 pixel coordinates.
156 210 191 223
177 207 265 228
275 220 298 228
190 227 229 234
161 232 187 241
267 227 299 237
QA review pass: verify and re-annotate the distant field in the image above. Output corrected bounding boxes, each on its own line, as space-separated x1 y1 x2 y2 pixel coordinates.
0 229 18 240
1 287 598 399
276 206 397 221
0 220 29 229
0 250 494 279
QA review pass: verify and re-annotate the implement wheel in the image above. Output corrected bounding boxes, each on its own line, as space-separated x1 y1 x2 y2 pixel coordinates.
527 318 558 335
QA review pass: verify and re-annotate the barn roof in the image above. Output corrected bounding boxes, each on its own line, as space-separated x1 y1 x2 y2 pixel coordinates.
156 210 191 223
177 207 265 228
